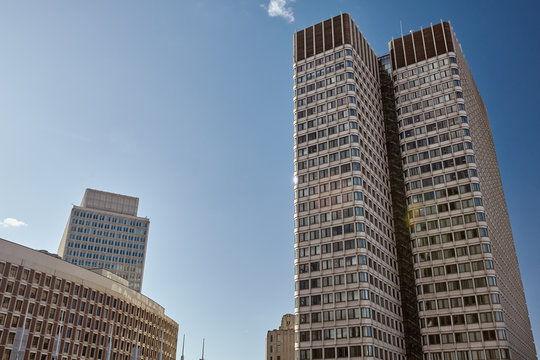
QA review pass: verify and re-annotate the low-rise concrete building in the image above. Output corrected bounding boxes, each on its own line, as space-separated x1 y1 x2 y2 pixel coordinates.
0 238 178 360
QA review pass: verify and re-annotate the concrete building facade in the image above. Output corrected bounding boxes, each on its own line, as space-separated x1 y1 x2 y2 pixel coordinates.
267 314 295 360
293 14 407 360
58 189 150 292
293 14 536 360
0 238 178 360
390 22 536 360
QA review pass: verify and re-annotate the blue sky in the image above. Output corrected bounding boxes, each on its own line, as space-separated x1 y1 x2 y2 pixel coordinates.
1 1 539 359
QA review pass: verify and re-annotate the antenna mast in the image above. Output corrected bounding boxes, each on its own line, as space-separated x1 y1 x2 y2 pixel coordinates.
200 338 205 360
181 334 185 360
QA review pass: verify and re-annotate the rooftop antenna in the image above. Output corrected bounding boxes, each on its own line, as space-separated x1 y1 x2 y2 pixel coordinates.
200 338 205 360
181 334 185 360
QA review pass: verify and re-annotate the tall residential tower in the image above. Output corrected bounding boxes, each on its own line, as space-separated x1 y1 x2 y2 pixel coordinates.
294 14 407 360
58 189 149 292
293 15 536 360
390 22 536 360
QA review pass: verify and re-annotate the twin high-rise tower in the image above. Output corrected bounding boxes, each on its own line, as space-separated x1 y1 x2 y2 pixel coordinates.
293 14 536 360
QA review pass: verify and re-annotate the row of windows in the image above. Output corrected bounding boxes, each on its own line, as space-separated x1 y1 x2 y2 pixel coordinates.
66 242 143 253
416 261 492 281
297 273 401 306
422 348 510 360
297 158 363 175
68 234 146 244
296 237 397 277
299 325 399 344
297 107 357 120
69 227 147 239
72 211 148 228
400 116 468 141
296 284 401 314
412 228 488 248
405 156 475 181
294 49 353 74
296 207 364 227
417 276 496 296
423 330 506 345
393 57 456 82
296 104 358 133
297 289 369 307
408 197 482 221
415 247 493 265
404 143 472 169
297 70 353 87
395 80 455 105
421 310 502 327
297 147 359 165
296 79 355 99
0 264 154 316
406 169 477 194
296 221 367 243
394 68 459 94
418 292 501 310
296 96 356 115
296 61 353 84
296 84 356 109
402 128 470 153
399 91 463 117
297 185 362 202
66 238 144 250
415 240 491 260
401 114 464 137
398 102 464 130
409 212 485 233
299 306 398 331
297 270 379 289
297 173 360 187
406 183 479 205
70 219 147 234
65 253 143 263
66 259 144 270
298 344 396 360
297 137 360 163
297 123 357 146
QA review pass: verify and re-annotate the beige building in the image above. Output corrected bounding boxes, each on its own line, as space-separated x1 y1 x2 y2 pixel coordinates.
267 314 294 360
0 238 178 360
292 14 536 360
58 189 150 292
293 14 406 360
390 22 536 359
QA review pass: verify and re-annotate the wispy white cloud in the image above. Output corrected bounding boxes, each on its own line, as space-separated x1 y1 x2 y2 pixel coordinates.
0 218 28 228
262 0 295 23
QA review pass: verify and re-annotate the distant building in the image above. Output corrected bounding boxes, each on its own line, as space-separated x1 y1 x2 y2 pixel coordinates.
266 314 294 360
0 238 178 360
58 188 150 292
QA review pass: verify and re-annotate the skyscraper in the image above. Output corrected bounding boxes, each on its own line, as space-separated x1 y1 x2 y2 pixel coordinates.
293 14 536 360
389 22 536 360
294 14 407 360
58 189 149 292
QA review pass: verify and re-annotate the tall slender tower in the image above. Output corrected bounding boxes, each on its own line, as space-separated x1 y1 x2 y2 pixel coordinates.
293 14 407 360
292 14 536 360
58 188 150 292
389 22 536 359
